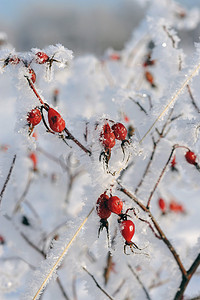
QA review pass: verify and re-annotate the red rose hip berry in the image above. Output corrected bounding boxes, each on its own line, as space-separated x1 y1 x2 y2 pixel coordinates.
120 220 135 243
158 198 166 213
108 196 123 214
27 108 42 126
111 123 127 141
100 123 115 149
48 107 65 132
185 150 196 165
96 193 111 220
35 52 49 64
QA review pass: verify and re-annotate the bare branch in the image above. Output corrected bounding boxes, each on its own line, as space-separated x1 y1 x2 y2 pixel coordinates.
128 264 152 300
0 154 16 206
187 85 200 113
82 266 114 300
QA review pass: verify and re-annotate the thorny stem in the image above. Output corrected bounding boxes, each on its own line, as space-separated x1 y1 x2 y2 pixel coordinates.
174 253 200 300
146 145 177 209
82 266 114 300
163 25 176 48
186 85 200 113
118 184 187 277
128 264 152 300
0 154 16 206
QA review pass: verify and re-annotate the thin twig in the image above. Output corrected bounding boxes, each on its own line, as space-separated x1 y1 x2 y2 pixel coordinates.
129 97 148 115
135 110 178 194
57 277 70 300
112 279 126 297
0 154 16 206
82 266 114 300
72 276 77 300
13 170 33 214
128 264 152 300
187 85 200 113
146 145 177 209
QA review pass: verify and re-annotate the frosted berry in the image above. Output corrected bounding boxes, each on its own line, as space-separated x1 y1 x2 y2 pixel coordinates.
169 200 184 213
29 152 37 171
108 196 123 215
96 193 111 220
48 107 65 132
27 108 42 126
100 123 115 149
185 151 196 165
158 198 166 213
111 123 127 141
29 68 36 83
120 220 135 243
4 55 20 67
35 52 49 64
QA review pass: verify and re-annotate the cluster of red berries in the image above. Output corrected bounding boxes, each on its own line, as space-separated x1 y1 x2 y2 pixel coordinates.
96 193 137 254
3 51 57 85
27 106 65 134
99 122 128 167
100 122 127 149
158 198 185 214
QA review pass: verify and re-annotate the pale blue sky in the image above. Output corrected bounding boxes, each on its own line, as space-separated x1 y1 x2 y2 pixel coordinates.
0 0 122 22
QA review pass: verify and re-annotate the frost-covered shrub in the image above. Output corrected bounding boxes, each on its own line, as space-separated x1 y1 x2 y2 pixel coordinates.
0 1 200 300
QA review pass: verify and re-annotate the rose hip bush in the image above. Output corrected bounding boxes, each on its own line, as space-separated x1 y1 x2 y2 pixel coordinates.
0 0 200 299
